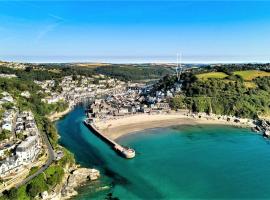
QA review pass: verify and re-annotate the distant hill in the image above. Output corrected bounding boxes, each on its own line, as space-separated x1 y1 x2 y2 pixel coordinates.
68 63 110 68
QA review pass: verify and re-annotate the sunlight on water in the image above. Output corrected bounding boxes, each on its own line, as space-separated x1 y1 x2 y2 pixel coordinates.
56 106 270 200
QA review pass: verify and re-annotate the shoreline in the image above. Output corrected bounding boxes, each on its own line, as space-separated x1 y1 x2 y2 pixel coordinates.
50 107 256 199
94 113 255 140
48 106 72 122
46 107 101 200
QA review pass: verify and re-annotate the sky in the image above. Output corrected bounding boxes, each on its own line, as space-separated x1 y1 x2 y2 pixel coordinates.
0 0 270 63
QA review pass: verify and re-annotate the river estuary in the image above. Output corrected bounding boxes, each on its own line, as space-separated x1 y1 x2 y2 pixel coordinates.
56 106 270 199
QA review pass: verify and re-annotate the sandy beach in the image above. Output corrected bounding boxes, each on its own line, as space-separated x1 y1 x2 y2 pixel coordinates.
48 106 72 122
94 113 253 140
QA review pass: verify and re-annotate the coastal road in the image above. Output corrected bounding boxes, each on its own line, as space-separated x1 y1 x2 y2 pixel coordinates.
14 131 55 189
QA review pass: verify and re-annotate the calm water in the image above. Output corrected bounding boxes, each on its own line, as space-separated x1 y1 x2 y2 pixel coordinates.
56 106 270 200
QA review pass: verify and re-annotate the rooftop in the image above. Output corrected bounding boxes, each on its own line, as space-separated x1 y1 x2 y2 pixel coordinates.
16 135 38 151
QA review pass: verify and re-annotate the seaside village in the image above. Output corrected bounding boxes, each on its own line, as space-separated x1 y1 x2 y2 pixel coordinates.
33 73 179 122
0 92 41 179
87 83 172 122
1 71 270 181
35 75 126 107
32 73 263 130
85 80 257 129
0 73 148 182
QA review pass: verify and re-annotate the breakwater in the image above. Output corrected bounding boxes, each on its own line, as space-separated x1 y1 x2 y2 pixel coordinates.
83 119 135 159
56 106 270 200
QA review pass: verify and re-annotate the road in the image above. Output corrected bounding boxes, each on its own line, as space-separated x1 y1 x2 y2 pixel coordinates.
15 131 55 188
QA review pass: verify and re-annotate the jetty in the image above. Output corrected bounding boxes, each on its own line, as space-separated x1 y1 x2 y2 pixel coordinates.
84 118 135 159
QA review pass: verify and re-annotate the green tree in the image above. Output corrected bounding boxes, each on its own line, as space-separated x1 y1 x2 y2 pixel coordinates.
0 130 12 141
26 174 48 198
170 95 186 110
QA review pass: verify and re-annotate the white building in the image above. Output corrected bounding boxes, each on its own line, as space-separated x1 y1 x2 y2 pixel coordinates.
0 96 14 104
21 91 31 98
1 109 16 132
0 156 23 177
0 74 17 79
16 135 40 164
2 123 12 132
42 95 64 104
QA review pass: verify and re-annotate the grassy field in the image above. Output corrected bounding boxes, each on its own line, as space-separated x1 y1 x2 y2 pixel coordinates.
233 70 270 81
196 72 228 80
70 63 110 68
243 81 257 88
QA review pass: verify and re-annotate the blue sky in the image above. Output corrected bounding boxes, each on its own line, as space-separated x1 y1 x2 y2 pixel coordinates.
0 1 270 63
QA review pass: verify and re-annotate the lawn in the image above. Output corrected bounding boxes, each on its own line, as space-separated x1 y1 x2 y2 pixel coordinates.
233 70 270 81
196 72 228 80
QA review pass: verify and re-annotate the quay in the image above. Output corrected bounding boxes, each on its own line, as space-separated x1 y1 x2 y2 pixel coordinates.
83 119 135 159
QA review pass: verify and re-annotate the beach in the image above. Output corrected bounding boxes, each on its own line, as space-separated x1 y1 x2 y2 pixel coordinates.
94 113 254 140
48 106 72 122
56 106 270 200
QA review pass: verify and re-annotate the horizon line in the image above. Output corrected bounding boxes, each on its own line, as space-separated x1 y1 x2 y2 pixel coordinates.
1 55 270 65
1 60 270 65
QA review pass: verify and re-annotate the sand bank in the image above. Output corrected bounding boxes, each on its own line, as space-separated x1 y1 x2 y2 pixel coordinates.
94 113 253 140
48 106 72 122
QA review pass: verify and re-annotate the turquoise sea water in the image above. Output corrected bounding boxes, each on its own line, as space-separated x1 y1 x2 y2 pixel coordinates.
56 106 270 200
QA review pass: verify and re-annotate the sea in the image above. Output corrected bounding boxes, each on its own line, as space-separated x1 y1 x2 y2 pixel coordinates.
56 106 270 200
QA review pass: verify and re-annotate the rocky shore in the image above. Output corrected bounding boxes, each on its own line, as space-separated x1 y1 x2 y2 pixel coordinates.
41 166 100 200
45 110 101 200
61 167 100 199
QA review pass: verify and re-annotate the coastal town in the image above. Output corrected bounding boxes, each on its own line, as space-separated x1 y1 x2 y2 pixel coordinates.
1 66 270 175
0 64 175 197
0 61 270 199
85 82 270 141
87 83 172 121
35 74 126 110
2 1 270 199
0 91 43 190
0 70 128 197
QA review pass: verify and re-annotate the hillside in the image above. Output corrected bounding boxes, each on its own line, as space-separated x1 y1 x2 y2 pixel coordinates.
94 65 174 81
155 67 270 119
233 70 270 81
186 70 270 118
0 61 175 82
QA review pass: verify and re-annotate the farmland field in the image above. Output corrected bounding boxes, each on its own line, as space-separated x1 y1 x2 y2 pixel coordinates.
196 72 228 80
243 81 257 88
233 70 270 81
71 63 110 68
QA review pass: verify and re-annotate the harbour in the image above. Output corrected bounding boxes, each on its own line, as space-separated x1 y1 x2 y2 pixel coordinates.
2 1 270 199
83 118 135 159
56 106 270 200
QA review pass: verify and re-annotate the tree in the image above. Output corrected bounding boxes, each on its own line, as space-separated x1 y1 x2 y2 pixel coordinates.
170 95 186 110
26 174 48 198
1 102 14 110
4 149 11 157
45 166 64 187
16 132 25 140
0 130 11 141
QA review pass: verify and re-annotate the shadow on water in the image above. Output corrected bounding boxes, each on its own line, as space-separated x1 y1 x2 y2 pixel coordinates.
56 106 164 199
57 107 109 168
81 129 164 199
103 167 164 199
